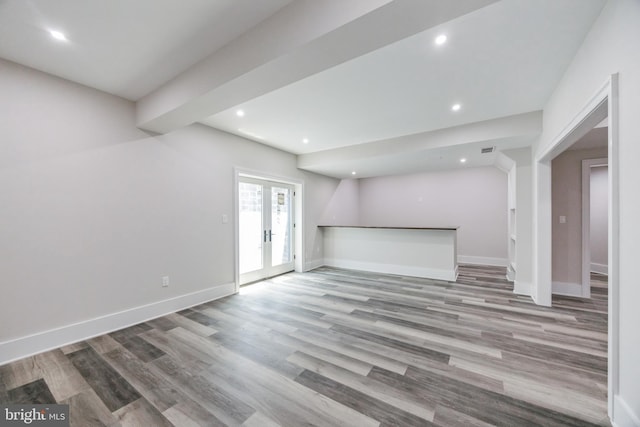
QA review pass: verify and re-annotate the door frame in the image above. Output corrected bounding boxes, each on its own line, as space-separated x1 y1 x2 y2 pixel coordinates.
581 158 608 299
534 74 618 417
234 167 304 292
237 177 295 284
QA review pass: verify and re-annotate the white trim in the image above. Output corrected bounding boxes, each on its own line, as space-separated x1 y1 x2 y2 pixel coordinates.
513 281 532 296
304 259 325 271
537 80 610 163
532 159 553 306
234 167 305 292
612 395 640 427
552 281 583 297
0 282 235 367
534 81 609 304
534 74 619 421
608 74 620 420
234 169 240 293
591 262 608 275
236 177 295 285
295 182 305 275
582 158 608 300
323 258 458 282
493 151 516 173
457 255 508 267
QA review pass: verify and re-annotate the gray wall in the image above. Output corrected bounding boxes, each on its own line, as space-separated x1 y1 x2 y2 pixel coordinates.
319 179 360 226
318 169 509 264
357 167 508 263
0 58 338 343
551 147 607 284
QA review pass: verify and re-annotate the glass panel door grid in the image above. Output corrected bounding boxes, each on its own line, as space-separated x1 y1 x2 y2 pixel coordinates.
239 182 263 275
239 178 294 284
271 186 292 267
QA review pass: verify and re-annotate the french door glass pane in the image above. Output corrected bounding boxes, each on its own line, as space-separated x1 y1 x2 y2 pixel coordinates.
239 182 263 274
271 187 292 267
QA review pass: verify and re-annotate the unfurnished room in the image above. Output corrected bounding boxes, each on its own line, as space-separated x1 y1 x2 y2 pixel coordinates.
1 1 639 426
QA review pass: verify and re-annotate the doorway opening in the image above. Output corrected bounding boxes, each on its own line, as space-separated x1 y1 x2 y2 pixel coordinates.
238 177 294 285
549 135 608 299
548 121 610 422
535 74 618 418
234 169 304 290
583 159 608 303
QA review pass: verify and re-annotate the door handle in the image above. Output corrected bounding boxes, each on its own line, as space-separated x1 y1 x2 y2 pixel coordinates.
264 230 268 243
269 229 273 242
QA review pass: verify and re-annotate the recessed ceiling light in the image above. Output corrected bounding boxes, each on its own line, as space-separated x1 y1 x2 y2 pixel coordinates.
351 171 357 176
49 30 67 41
302 138 309 144
451 103 461 112
435 34 447 45
236 109 245 117
460 158 467 163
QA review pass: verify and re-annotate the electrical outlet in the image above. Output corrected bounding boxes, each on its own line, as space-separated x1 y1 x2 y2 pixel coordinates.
222 214 228 224
162 276 169 287
559 216 567 224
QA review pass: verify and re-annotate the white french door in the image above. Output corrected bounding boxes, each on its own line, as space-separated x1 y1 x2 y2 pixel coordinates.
239 177 294 285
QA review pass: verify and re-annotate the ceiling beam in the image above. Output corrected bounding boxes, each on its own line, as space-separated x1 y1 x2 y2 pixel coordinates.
136 0 498 134
297 111 542 178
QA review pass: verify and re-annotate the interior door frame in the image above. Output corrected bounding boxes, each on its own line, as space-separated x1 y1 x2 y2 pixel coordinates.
581 158 608 299
534 74 618 418
238 177 295 284
234 167 304 292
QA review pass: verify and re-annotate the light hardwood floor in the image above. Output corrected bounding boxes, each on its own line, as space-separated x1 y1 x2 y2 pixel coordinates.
0 265 609 426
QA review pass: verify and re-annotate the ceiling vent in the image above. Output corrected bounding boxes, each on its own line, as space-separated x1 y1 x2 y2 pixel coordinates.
481 146 495 154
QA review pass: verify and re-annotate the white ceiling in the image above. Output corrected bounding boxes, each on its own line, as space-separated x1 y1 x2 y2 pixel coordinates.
302 135 536 178
0 0 292 100
201 0 604 156
0 0 606 178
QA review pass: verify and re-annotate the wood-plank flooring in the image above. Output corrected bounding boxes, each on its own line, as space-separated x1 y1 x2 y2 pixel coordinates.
0 265 609 426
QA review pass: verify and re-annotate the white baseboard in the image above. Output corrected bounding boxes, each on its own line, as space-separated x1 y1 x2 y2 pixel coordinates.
0 282 235 367
612 394 640 427
552 281 584 297
323 258 457 282
591 262 609 275
458 255 508 267
513 281 532 297
304 259 325 272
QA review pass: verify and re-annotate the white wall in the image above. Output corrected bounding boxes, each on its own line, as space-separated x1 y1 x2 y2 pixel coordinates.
532 0 640 423
551 148 607 285
590 165 608 271
357 167 508 265
0 59 338 358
